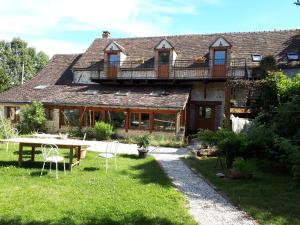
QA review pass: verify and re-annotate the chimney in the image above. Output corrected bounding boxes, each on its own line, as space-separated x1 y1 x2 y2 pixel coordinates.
102 31 110 39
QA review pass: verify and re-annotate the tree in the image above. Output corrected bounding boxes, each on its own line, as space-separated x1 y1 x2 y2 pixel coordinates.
0 38 48 90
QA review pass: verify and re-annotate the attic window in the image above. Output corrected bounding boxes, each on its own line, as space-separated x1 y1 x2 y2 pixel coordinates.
34 85 48 90
83 90 99 95
115 91 129 96
251 54 262 62
287 53 299 61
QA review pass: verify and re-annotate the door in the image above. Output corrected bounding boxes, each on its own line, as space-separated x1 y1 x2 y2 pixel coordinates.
195 105 216 130
158 51 170 79
212 50 226 77
107 53 119 78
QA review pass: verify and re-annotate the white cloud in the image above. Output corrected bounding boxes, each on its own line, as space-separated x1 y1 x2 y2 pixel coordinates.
0 0 216 55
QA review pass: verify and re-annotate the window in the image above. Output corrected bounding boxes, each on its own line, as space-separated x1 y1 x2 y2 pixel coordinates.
130 113 139 128
154 113 176 131
109 53 120 65
5 106 20 122
287 53 299 61
108 111 125 128
45 108 54 121
130 112 150 129
199 106 212 119
251 54 262 62
85 111 93 127
61 109 80 126
141 113 150 129
84 110 103 127
214 50 226 65
159 52 170 65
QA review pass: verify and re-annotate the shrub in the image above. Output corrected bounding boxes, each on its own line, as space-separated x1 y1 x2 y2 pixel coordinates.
218 132 249 168
84 127 96 140
246 123 275 156
17 101 46 134
0 118 14 138
94 121 114 140
292 165 300 181
232 158 255 175
196 128 249 168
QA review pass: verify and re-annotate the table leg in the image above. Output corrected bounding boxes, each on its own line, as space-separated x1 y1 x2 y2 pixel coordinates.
31 146 35 161
77 146 81 165
18 143 23 167
69 147 73 170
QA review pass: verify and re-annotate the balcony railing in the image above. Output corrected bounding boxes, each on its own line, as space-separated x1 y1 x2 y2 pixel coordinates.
90 58 247 81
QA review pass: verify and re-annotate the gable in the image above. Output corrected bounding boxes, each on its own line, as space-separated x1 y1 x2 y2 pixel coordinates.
104 41 123 51
155 39 174 49
211 37 231 48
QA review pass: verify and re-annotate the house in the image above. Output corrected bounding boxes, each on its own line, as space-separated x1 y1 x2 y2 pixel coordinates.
0 29 300 138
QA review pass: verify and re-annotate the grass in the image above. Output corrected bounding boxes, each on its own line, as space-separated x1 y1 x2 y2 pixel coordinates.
0 144 196 225
183 156 300 225
119 134 186 148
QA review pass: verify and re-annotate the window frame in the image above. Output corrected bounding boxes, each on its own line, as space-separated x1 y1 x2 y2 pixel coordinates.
60 108 81 126
153 113 176 132
129 112 150 130
287 53 299 61
251 54 262 62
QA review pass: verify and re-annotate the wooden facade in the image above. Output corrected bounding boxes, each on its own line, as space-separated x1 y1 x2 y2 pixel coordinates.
53 105 184 134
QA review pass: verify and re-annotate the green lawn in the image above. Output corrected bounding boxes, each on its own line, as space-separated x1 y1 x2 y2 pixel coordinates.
0 144 196 225
183 157 300 225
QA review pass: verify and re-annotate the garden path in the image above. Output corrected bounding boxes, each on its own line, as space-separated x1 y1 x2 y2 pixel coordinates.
102 142 257 225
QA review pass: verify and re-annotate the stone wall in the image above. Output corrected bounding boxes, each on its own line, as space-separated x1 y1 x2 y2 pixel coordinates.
45 109 60 133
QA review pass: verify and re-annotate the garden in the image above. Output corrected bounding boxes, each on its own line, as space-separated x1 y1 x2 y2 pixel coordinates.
184 64 300 225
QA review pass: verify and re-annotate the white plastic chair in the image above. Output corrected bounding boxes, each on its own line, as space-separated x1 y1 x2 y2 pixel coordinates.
40 144 66 179
96 141 119 173
6 128 19 159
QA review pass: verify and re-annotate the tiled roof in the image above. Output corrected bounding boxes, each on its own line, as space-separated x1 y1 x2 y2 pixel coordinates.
0 54 189 109
73 29 300 69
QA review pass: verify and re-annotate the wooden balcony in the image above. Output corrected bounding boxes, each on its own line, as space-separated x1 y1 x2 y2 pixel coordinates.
90 58 248 82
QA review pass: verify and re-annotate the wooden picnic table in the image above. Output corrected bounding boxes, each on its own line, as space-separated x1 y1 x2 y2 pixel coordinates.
1 137 90 170
31 133 61 139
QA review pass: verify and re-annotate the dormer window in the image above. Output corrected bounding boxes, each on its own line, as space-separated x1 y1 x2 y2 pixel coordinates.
287 53 299 61
104 41 125 79
154 39 176 79
251 54 262 62
210 37 231 78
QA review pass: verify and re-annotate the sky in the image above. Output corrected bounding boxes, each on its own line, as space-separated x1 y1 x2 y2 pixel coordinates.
0 0 299 57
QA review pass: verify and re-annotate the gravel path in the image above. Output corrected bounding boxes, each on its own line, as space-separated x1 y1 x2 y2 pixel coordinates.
152 151 256 225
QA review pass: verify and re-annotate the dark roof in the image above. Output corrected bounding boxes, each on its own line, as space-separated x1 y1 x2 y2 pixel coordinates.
73 29 300 69
0 54 189 109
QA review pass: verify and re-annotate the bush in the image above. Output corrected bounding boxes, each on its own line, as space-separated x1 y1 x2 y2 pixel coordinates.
84 127 96 140
0 118 14 138
246 123 275 156
196 129 249 168
17 101 46 134
292 165 300 181
94 121 114 141
232 158 255 175
218 132 249 168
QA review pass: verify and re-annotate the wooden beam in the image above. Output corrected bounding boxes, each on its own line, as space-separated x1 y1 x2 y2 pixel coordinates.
224 86 231 118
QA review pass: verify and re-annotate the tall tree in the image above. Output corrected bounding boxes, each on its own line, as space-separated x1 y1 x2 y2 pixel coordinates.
0 38 48 90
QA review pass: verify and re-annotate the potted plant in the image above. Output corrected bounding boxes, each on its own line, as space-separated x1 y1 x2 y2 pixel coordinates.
136 134 151 158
